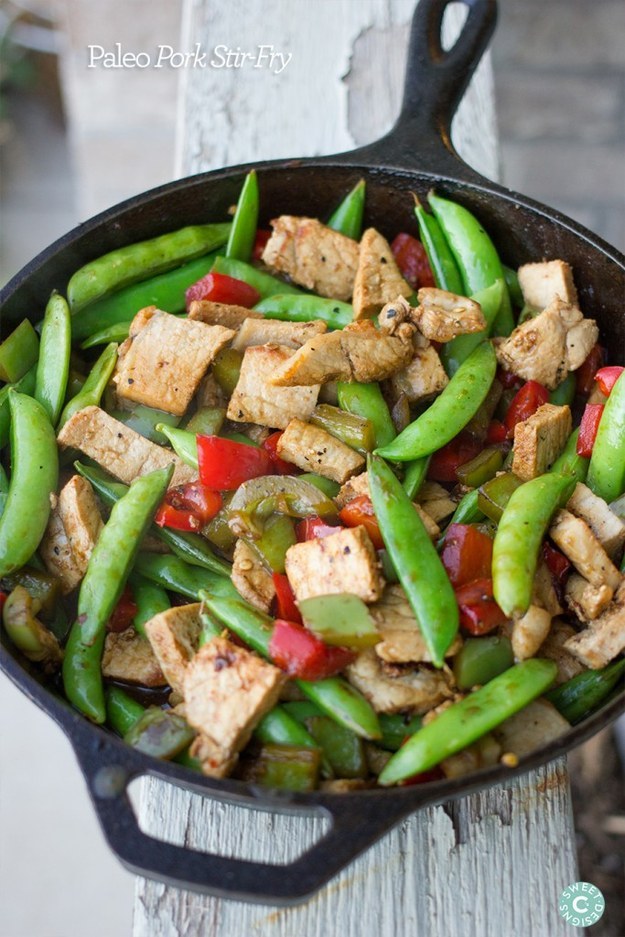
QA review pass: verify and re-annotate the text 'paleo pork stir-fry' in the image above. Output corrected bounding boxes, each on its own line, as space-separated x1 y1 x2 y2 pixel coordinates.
1 172 624 791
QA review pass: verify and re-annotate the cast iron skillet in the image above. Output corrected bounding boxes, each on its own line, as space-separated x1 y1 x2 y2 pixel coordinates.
1 0 624 905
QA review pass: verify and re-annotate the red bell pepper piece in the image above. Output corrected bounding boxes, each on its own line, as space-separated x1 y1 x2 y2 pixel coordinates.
252 228 271 261
575 343 605 395
454 578 507 635
0 591 8 614
576 403 604 458
401 766 445 786
504 380 549 437
295 516 341 541
269 619 355 680
441 524 494 587
594 366 624 397
428 432 482 483
486 419 508 444
262 431 297 475
338 495 384 549
107 585 138 633
272 573 302 624
197 435 273 490
185 272 260 309
542 541 571 604
155 482 223 532
390 233 435 289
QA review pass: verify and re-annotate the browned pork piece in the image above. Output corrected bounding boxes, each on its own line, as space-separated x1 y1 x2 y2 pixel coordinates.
114 308 234 415
388 332 449 404
345 649 453 714
231 318 327 351
564 581 625 669
57 406 196 487
144 603 203 696
352 228 412 319
491 699 570 756
566 483 625 561
269 320 413 387
565 575 614 622
517 259 578 310
511 560 562 660
335 470 370 507
285 526 383 603
261 216 359 300
512 403 572 480
411 288 486 341
40 475 103 593
188 299 263 330
495 298 598 389
277 418 365 483
531 619 585 684
231 539 276 612
227 344 320 427
549 510 622 592
183 636 286 778
371 584 462 664
102 629 166 687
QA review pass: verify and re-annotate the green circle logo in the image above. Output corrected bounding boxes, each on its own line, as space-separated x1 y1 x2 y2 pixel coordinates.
559 882 605 928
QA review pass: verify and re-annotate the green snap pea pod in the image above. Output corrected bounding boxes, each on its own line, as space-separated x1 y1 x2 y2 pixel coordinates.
70 252 221 341
199 607 223 643
63 465 173 722
428 192 515 336
129 572 170 637
0 365 37 449
68 223 231 313
226 170 259 262
441 488 484 531
110 407 180 445
0 319 39 383
156 424 198 469
106 686 145 736
545 658 625 725
442 279 505 376
376 342 497 462
414 199 463 294
379 659 557 785
549 371 576 406
254 705 319 751
221 432 259 447
0 464 9 518
368 454 458 666
0 392 58 577
587 371 625 502
183 406 226 436
549 428 589 485
58 342 118 428
80 321 133 349
135 553 236 601
74 461 231 576
327 178 366 240
502 265 524 308
310 403 375 452
254 294 352 329
34 293 71 424
199 591 381 740
212 255 302 298
492 473 576 618
336 381 396 449
402 456 430 500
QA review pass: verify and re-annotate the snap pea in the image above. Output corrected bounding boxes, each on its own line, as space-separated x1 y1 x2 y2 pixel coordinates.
74 461 231 576
0 365 37 450
80 321 133 349
378 659 557 785
549 428 589 485
182 406 225 436
336 382 396 449
70 252 221 341
502 264 524 308
67 223 231 313
368 454 458 667
0 392 58 578
402 456 430 500
58 342 118 428
226 170 259 262
63 465 173 723
492 473 576 618
34 293 71 424
376 342 497 462
0 464 9 519
587 370 625 502
310 403 375 453
428 192 515 336
106 686 146 736
156 424 198 469
545 658 625 725
549 371 576 407
0 319 39 383
110 407 180 445
129 572 170 637
327 178 366 240
135 553 236 601
199 591 381 740
441 488 484 531
254 706 319 751
254 294 352 329
414 199 463 294
441 279 505 376
212 256 302 298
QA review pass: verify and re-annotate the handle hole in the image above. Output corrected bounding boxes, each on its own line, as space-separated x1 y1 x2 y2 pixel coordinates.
128 776 331 865
441 2 470 53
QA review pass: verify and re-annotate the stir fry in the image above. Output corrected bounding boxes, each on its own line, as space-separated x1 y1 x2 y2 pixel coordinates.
1 171 624 791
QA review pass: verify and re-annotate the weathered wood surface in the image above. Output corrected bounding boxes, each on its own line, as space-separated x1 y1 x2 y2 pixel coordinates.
134 2 578 934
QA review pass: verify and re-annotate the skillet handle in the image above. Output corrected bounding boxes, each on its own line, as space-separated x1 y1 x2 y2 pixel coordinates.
343 0 498 181
70 722 413 905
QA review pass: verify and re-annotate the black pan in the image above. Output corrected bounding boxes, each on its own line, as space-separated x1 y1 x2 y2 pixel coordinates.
1 0 624 906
